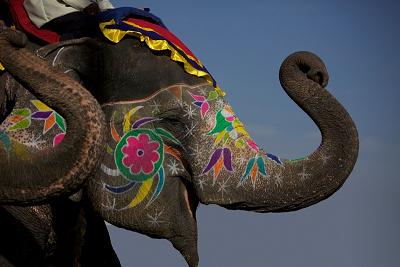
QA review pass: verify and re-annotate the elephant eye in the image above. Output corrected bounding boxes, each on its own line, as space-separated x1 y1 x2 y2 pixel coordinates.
155 109 190 145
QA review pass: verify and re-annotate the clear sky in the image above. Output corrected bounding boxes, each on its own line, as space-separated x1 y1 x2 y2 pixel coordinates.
108 1 400 266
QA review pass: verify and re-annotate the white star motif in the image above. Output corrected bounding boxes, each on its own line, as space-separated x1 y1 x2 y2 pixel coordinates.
183 122 197 138
218 179 230 199
146 209 164 227
183 105 196 119
197 177 207 191
167 159 182 175
150 100 161 114
297 166 311 181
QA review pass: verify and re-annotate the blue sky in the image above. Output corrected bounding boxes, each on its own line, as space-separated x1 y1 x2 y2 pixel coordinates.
108 1 400 266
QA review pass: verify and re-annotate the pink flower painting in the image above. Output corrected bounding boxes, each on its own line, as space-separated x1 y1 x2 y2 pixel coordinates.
121 133 160 174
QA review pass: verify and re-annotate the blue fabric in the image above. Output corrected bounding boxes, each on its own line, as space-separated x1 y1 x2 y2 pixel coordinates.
97 7 167 29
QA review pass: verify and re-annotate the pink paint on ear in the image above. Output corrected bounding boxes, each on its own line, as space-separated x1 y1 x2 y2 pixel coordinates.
53 133 65 147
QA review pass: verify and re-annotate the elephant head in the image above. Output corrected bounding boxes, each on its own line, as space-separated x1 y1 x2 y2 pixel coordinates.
0 24 106 204
1 28 358 265
34 36 356 266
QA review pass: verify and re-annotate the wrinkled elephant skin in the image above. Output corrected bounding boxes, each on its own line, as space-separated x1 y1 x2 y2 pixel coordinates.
0 30 358 266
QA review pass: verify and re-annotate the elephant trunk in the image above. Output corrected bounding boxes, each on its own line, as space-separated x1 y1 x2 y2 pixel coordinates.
269 51 359 211
197 51 358 212
0 28 106 204
230 51 358 212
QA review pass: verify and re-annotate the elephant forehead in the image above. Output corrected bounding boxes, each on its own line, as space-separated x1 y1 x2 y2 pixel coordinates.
100 82 213 116
94 38 204 103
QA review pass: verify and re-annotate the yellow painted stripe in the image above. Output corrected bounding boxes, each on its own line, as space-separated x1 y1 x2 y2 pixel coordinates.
127 178 153 208
123 106 143 133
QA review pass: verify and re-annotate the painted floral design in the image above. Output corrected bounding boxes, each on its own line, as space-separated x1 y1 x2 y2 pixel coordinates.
241 154 268 187
3 100 66 149
189 90 219 119
207 106 251 149
103 106 183 209
115 129 164 182
122 133 160 175
202 147 234 183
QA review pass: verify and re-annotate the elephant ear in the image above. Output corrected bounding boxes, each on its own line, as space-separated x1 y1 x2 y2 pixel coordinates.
0 29 106 204
36 38 101 89
87 168 199 267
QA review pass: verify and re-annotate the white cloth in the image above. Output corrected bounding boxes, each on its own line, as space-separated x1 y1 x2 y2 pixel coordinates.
23 0 114 28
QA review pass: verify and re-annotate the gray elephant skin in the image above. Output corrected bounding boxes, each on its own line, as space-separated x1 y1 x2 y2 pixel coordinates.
0 20 358 267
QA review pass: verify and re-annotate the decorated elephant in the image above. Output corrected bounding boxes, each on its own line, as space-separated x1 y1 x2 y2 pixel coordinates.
0 10 358 267
0 23 106 204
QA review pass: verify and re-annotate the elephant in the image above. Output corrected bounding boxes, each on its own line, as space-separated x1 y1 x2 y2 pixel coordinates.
0 24 118 267
0 23 107 204
0 13 358 267
0 199 121 267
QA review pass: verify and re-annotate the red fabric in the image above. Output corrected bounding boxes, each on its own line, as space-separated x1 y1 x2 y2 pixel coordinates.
127 18 201 65
8 0 60 43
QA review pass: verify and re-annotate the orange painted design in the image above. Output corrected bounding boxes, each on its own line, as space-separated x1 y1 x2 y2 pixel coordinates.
110 125 121 142
213 157 224 179
44 113 56 133
250 164 258 184
8 115 25 123
165 145 182 161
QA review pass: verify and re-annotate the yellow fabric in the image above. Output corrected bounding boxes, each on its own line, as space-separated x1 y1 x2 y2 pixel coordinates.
99 20 226 96
0 21 227 96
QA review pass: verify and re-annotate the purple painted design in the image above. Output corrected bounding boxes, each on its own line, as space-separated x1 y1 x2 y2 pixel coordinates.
31 111 52 119
194 101 203 107
131 117 159 129
202 148 223 174
223 148 233 172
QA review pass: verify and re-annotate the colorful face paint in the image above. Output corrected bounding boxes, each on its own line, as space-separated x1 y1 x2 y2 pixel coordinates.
115 129 164 181
0 98 67 154
100 102 184 210
95 83 283 211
